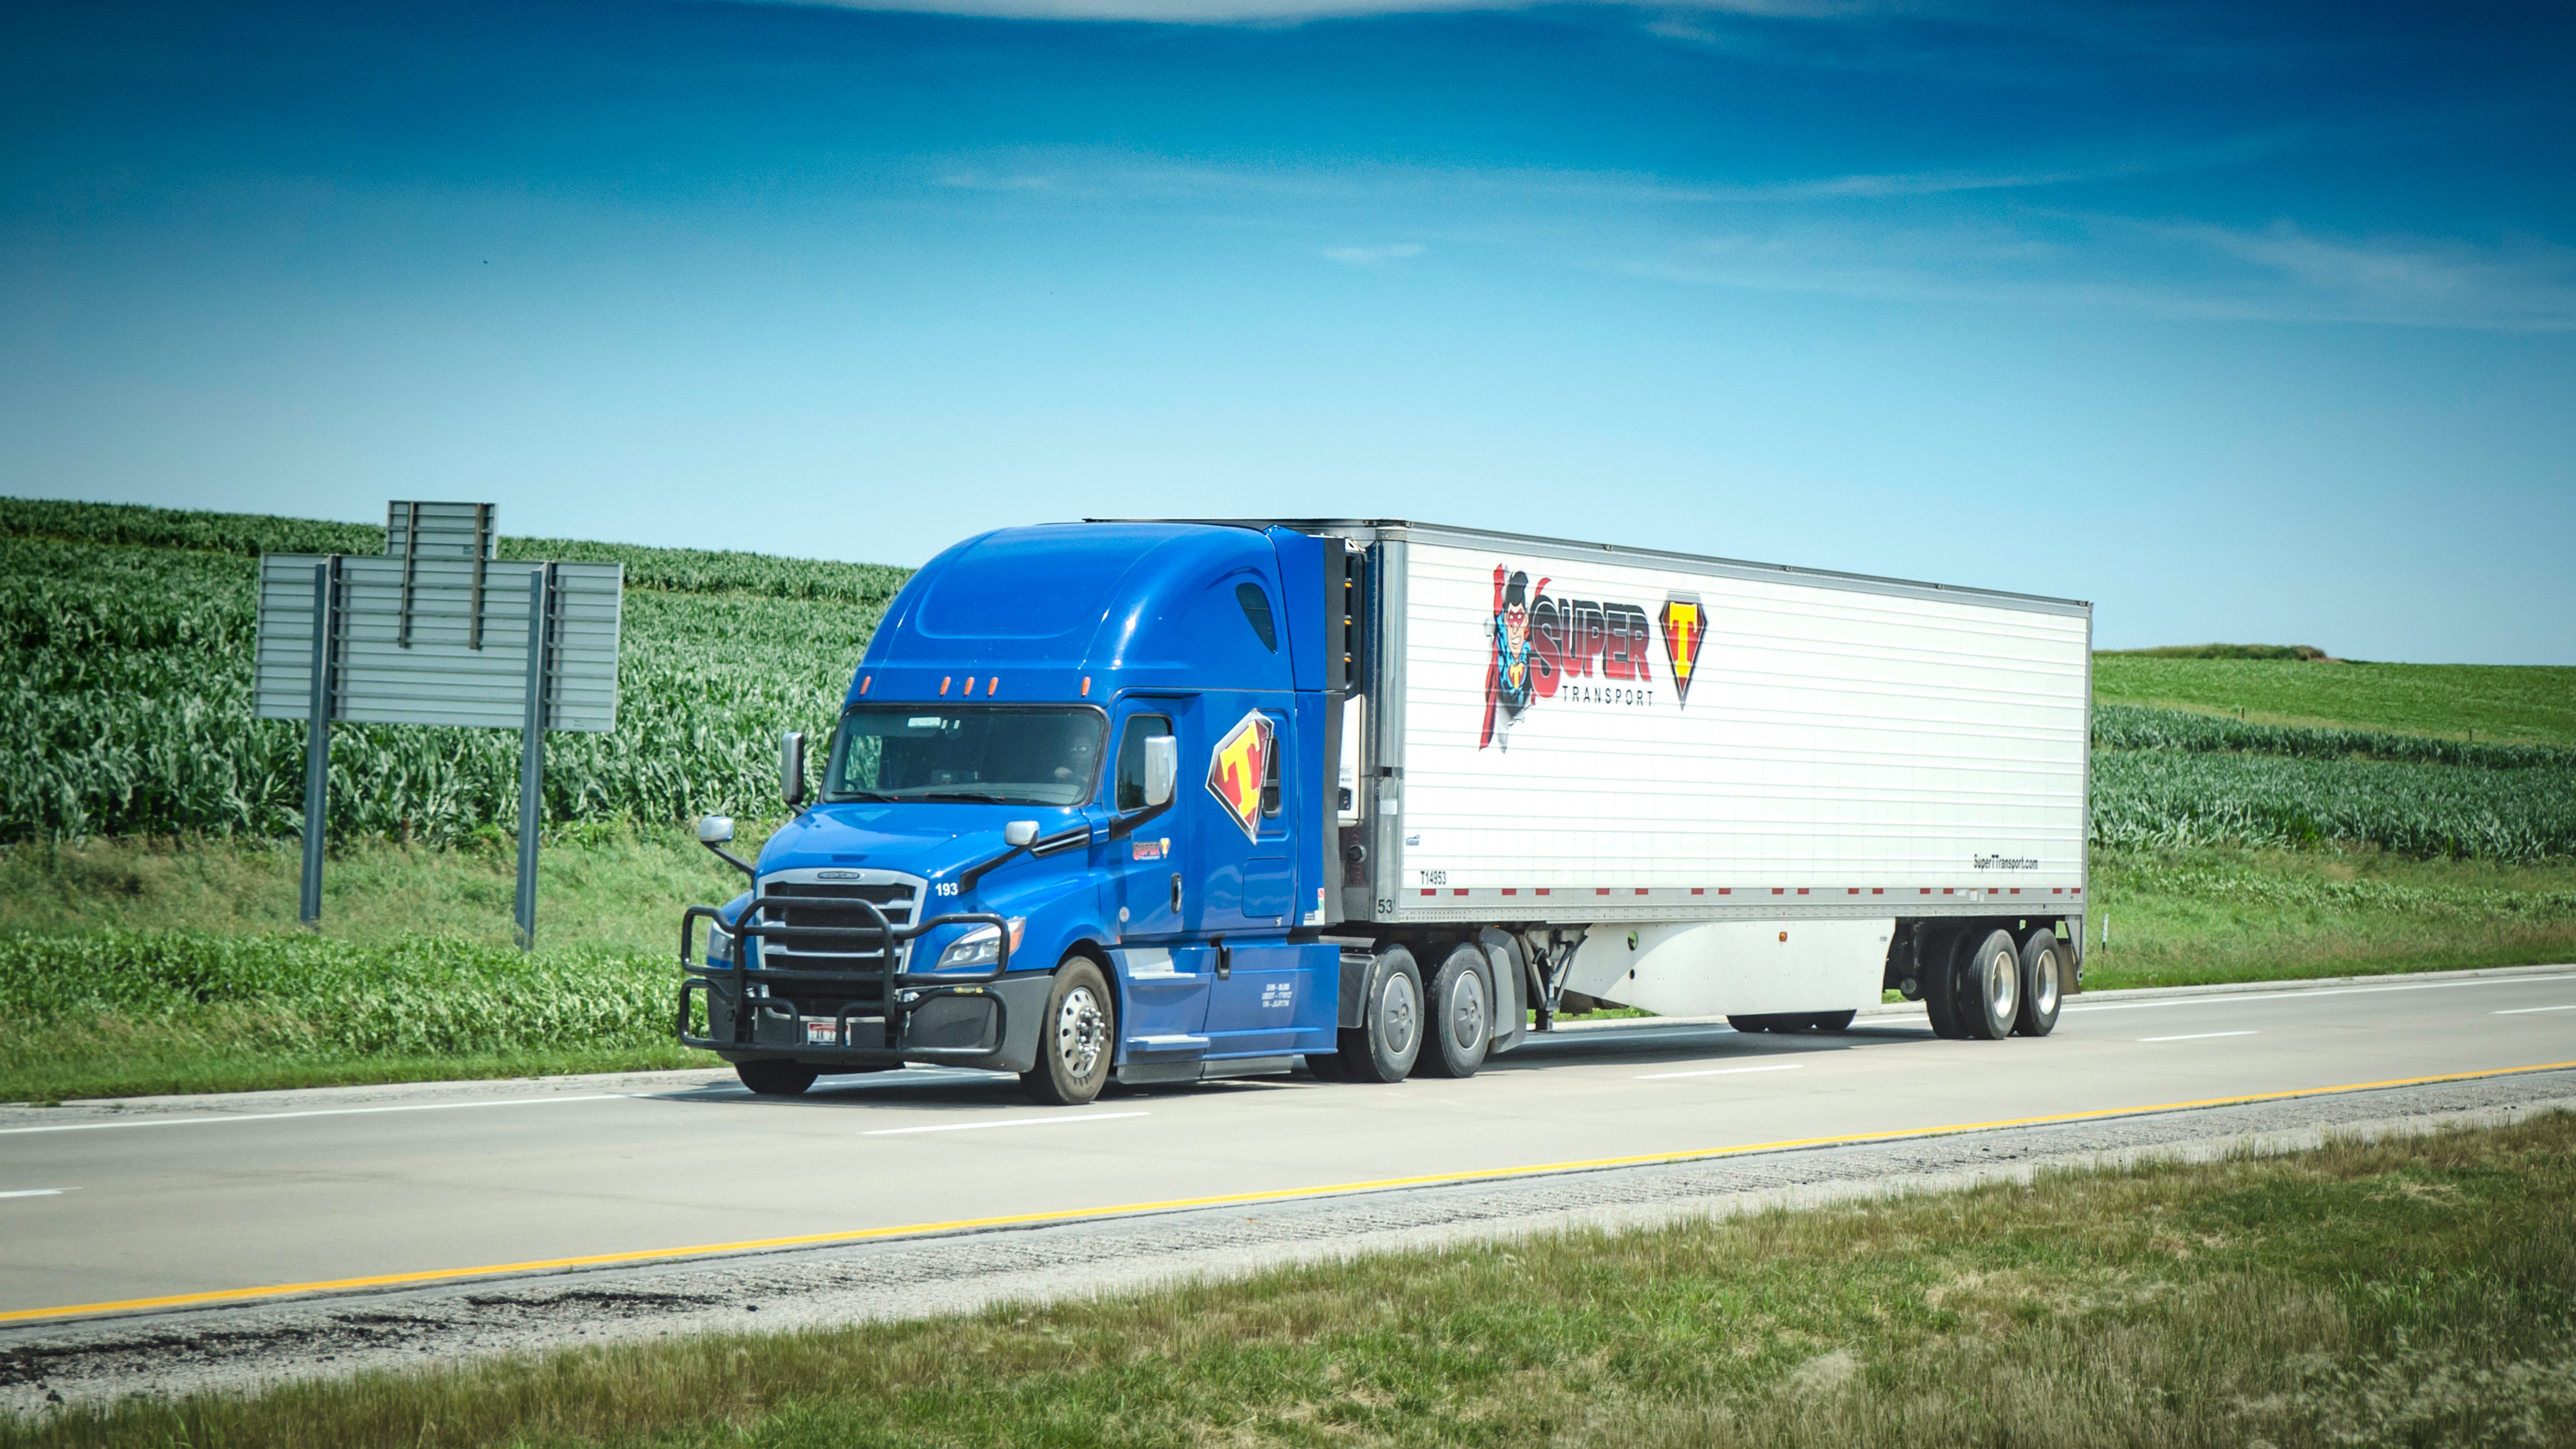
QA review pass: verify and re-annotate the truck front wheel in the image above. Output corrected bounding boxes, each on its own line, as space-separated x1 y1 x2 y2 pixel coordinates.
737 1060 819 1097
1022 958 1115 1106
1416 943 1491 1079
1339 946 1423 1083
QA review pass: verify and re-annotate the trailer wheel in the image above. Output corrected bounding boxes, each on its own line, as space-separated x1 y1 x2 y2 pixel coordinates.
736 1060 818 1097
1960 928 2020 1040
1339 946 1423 1083
1417 943 1491 1079
1920 930 1968 1039
1022 958 1115 1106
2016 931 2065 1037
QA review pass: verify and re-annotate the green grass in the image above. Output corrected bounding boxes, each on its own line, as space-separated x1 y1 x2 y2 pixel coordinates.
2083 846 2576 989
0 824 787 1102
13 1113 2574 1448
2094 654 2576 746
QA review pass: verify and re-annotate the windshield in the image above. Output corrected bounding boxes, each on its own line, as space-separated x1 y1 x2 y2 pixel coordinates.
824 706 1107 808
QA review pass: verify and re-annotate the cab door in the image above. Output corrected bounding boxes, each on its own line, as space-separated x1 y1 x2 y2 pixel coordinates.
1103 704 1210 1060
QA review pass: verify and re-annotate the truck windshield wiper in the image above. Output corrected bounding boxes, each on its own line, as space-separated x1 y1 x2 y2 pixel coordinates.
917 791 1015 804
830 790 900 802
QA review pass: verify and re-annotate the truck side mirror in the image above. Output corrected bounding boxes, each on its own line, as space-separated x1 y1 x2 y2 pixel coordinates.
1004 820 1039 848
696 815 735 845
1142 735 1178 808
780 731 806 808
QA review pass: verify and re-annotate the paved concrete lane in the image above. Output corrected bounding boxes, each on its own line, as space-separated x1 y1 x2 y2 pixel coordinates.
4 965 2572 1319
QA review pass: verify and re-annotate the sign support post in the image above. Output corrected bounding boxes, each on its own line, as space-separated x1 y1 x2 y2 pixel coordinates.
298 558 342 926
256 504 620 945
514 562 558 950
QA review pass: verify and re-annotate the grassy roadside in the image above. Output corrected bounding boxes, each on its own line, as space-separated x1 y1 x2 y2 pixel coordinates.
13 1113 2575 1447
3 835 2569 1103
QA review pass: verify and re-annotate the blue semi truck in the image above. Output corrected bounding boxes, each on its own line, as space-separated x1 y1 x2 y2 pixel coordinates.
679 519 2093 1104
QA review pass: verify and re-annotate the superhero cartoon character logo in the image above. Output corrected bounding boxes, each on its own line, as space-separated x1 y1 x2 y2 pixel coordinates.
1479 563 1666 748
1205 710 1275 841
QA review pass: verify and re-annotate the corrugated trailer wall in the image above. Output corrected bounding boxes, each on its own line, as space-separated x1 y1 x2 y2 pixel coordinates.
1382 530 2090 922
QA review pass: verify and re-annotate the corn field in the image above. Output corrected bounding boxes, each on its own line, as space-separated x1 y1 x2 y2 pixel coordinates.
4 499 2572 861
1 518 897 842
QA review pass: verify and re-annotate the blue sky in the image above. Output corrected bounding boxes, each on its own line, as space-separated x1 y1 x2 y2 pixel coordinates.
5 0 2570 661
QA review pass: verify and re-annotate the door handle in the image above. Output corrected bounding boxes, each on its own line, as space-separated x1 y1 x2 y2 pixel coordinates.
1169 872 1183 914
1212 935 1230 980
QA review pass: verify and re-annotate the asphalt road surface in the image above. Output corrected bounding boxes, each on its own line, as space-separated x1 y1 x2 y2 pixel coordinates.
5 965 2574 1328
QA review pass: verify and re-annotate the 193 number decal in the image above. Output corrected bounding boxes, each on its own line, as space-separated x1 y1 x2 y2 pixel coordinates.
934 882 960 897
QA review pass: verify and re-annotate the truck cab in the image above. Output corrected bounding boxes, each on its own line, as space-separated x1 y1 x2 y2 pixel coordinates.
679 522 1363 1104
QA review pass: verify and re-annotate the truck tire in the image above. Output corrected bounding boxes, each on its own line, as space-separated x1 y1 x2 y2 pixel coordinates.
1022 958 1115 1106
2016 930 2065 1037
1959 928 2021 1040
1416 943 1491 1079
1339 946 1423 1083
1920 930 1968 1039
736 1060 819 1097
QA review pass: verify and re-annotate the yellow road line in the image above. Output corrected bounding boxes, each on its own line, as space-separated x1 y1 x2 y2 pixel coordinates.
8 1057 2573 1326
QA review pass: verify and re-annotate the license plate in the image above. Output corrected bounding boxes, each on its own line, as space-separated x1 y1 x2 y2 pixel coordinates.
803 1018 841 1046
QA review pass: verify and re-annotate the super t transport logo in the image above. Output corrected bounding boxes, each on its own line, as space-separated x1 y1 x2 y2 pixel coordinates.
1480 564 1709 749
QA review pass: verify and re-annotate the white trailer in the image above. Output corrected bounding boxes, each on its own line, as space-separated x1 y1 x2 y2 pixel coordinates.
1310 520 2090 1054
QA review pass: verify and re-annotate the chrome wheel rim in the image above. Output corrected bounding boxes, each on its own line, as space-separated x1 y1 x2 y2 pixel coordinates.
1379 973 1419 1056
1986 946 2019 1025
2034 947 2060 1016
1055 985 1107 1079
1448 970 1487 1052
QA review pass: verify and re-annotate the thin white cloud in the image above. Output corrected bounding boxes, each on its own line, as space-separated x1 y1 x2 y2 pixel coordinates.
1321 242 1425 264
1640 216 2576 330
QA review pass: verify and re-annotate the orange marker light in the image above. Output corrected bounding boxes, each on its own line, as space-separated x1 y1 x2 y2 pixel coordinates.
859 676 871 695
940 677 951 695
1081 676 1091 697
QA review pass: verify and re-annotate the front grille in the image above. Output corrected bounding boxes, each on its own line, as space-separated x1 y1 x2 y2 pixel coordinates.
755 881 917 1010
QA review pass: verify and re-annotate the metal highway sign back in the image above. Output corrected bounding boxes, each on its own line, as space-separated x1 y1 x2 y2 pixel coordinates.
249 501 624 943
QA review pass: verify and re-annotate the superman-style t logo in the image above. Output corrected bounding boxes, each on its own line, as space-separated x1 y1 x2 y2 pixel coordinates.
1659 594 1707 707
1206 710 1274 841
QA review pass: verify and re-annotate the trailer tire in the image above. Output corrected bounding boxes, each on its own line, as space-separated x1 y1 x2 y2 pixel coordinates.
1920 930 1968 1039
736 1060 818 1097
2016 931 2065 1037
1340 947 1423 1083
1021 958 1115 1106
1417 943 1491 1079
1960 928 2021 1040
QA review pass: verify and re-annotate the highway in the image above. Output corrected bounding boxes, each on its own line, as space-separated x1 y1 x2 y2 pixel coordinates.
4 965 2573 1326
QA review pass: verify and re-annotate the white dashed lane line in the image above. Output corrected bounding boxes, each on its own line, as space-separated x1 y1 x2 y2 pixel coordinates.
2139 1031 2260 1044
0 1190 72 1199
0 1096 624 1136
862 1112 1150 1137
2494 1004 2576 1016
2064 973 2576 1014
1633 1063 1806 1081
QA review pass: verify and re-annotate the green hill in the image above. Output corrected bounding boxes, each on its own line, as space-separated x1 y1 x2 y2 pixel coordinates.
2094 653 2576 747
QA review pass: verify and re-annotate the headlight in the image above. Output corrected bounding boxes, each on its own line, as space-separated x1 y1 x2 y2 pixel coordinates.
935 917 1026 971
